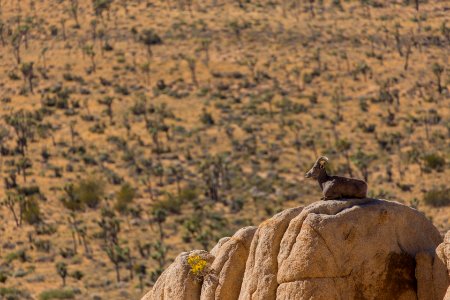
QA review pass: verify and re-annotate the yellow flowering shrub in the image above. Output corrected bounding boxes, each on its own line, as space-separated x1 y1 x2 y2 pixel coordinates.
187 254 208 276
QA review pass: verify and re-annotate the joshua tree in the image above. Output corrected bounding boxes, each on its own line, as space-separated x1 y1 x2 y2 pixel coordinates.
0 125 9 173
98 96 114 125
40 47 49 73
198 38 211 66
105 244 127 282
150 240 167 281
351 149 377 183
331 87 344 123
11 31 22 65
69 120 78 148
262 91 275 118
179 54 199 87
168 165 184 197
394 24 403 57
135 264 147 292
82 44 96 72
441 21 450 43
152 208 167 242
139 29 162 58
20 62 34 93
432 63 444 94
16 156 32 183
93 0 113 20
56 262 68 286
60 18 66 40
0 21 5 46
68 0 80 27
403 43 412 71
4 110 35 156
1 192 24 227
140 62 151 89
308 0 315 17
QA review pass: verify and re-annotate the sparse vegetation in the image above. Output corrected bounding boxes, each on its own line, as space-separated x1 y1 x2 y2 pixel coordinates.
38 288 75 300
423 187 450 208
0 0 447 299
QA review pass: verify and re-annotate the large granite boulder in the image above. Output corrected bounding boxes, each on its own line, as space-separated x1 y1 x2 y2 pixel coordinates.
276 198 442 299
142 199 449 300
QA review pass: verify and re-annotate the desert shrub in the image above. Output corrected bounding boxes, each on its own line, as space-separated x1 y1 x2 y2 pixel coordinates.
34 239 52 253
114 182 135 214
89 122 105 134
23 198 42 225
70 270 84 280
0 287 31 300
61 183 83 211
422 153 446 172
0 270 8 283
200 109 215 125
38 289 74 300
17 186 42 197
62 177 104 210
153 194 182 214
423 187 450 207
34 223 57 235
5 249 27 263
231 198 244 213
59 247 76 259
179 188 197 202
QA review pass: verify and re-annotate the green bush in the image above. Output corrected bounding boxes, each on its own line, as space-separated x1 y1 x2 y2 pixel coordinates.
0 270 8 283
422 153 446 172
114 182 135 214
62 178 105 210
0 287 31 300
70 270 84 280
38 289 74 300
153 194 182 214
23 197 42 225
200 109 215 126
423 187 450 207
6 249 27 263
76 177 104 208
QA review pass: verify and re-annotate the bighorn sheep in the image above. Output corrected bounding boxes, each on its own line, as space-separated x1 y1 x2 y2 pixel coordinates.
305 156 368 200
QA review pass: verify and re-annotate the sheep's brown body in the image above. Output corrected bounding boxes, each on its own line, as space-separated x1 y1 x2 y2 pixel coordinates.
305 156 368 200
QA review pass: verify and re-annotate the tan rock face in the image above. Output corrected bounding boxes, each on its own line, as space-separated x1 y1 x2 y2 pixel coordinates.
148 250 214 300
238 207 303 300
434 231 450 300
277 199 443 300
201 226 257 300
142 199 449 300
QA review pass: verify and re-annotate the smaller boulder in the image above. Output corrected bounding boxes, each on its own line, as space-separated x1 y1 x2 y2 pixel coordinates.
143 250 214 300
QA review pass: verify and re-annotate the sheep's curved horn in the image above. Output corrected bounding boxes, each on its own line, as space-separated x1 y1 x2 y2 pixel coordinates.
317 156 329 165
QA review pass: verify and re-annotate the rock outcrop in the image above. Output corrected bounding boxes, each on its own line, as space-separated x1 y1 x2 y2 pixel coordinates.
434 231 450 299
143 198 450 300
142 250 214 300
201 226 257 300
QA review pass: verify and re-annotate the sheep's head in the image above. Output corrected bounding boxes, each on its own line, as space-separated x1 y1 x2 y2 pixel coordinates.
305 156 328 179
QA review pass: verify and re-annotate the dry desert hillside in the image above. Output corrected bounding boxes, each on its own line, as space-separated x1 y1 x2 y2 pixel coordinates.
0 0 448 299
